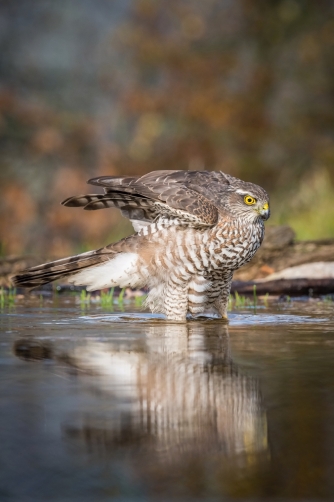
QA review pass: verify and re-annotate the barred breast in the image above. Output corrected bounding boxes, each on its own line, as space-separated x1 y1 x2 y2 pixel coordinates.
139 217 264 319
138 217 264 275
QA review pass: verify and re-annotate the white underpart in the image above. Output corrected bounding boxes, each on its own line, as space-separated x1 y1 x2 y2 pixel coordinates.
130 220 150 232
145 284 163 313
188 294 207 304
187 277 211 309
188 277 211 293
69 252 146 291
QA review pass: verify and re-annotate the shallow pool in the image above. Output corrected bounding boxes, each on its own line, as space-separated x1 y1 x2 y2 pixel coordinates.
1 297 334 501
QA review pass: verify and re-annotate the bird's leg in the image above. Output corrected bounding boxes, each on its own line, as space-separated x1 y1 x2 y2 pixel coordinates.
212 272 234 319
163 277 188 322
213 295 229 320
204 272 233 320
187 276 210 317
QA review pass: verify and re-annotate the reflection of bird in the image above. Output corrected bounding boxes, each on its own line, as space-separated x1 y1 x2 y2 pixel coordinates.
56 322 268 461
13 170 270 320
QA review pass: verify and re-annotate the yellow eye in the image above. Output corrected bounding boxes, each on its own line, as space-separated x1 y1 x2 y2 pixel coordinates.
244 195 256 205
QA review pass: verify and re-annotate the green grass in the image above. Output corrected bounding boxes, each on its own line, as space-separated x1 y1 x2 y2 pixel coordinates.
134 294 147 307
100 288 114 308
78 287 129 311
253 284 257 311
228 288 270 312
228 292 253 311
118 288 125 306
0 287 16 308
79 289 91 312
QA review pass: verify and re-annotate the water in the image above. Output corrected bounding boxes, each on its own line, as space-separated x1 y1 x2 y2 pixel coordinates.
1 297 334 501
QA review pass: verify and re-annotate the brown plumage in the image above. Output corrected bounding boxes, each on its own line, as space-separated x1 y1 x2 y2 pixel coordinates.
12 170 270 321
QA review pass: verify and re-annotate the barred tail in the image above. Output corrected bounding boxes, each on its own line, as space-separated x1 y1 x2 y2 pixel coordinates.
11 247 145 291
11 248 114 289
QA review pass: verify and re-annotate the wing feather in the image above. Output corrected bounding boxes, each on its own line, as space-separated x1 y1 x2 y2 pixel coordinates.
62 193 159 224
62 170 236 227
85 170 223 227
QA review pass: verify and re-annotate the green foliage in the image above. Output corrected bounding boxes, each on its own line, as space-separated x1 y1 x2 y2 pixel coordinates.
271 170 334 239
118 288 126 307
134 294 147 307
253 285 257 311
0 288 16 308
228 289 271 311
228 292 254 311
263 293 269 308
78 287 129 311
100 288 114 309
79 289 91 311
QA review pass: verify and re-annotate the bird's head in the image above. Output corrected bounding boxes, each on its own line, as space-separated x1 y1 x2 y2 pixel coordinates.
221 175 270 222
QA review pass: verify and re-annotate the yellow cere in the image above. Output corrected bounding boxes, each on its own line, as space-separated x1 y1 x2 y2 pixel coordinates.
263 202 269 210
244 195 256 205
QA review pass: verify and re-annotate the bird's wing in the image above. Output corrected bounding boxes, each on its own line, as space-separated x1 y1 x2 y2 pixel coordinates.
78 170 227 227
62 193 159 223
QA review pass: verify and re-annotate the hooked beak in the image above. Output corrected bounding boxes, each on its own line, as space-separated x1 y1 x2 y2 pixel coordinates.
259 202 270 220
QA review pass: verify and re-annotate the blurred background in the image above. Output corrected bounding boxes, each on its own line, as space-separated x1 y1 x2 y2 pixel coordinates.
1 0 334 258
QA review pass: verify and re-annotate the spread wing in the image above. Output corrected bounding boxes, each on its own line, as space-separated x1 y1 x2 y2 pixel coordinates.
62 170 233 228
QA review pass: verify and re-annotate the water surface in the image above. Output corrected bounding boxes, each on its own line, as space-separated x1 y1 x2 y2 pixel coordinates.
1 298 334 501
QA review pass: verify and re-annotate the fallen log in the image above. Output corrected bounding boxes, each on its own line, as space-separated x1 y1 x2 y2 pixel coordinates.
231 279 334 297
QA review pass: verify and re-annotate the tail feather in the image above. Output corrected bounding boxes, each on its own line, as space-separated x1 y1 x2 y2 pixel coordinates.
11 249 114 289
12 247 147 291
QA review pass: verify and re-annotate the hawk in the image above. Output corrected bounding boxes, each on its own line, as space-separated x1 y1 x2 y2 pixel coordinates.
13 170 270 321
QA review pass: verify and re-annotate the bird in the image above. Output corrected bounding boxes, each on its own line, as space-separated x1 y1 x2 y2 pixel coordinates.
12 170 270 321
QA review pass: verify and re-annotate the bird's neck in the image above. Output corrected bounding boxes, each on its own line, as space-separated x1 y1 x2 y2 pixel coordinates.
215 216 265 244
